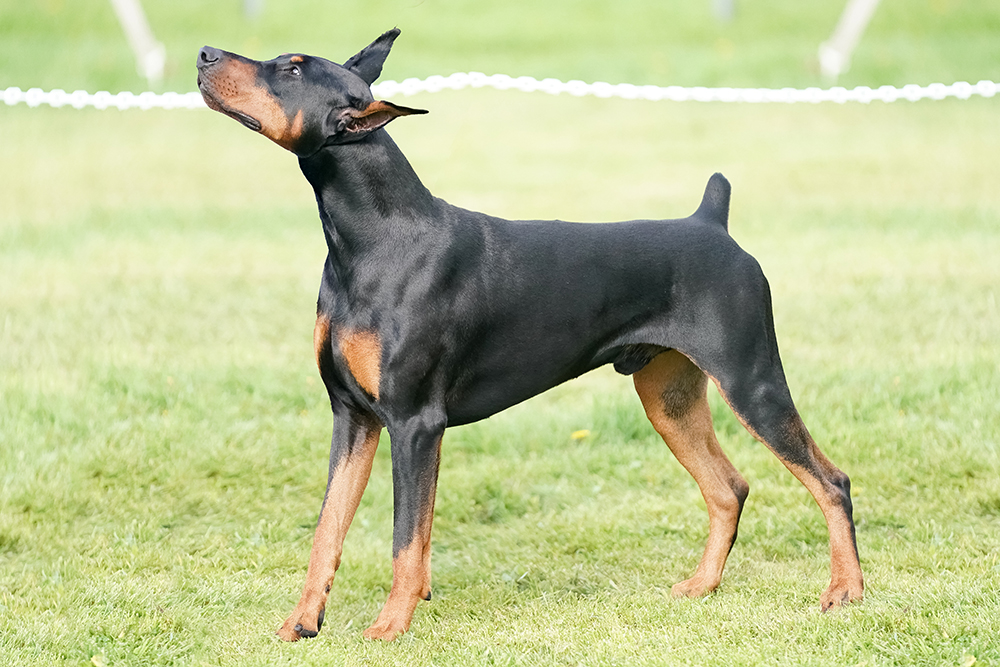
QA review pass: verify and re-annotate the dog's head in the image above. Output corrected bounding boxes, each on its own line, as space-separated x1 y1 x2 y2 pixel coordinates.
196 28 426 157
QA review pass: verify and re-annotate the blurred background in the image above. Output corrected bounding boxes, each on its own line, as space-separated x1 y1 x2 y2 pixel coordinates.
2 0 999 93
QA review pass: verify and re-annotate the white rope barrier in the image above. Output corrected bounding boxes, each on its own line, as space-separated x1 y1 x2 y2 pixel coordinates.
3 75 997 110
1 88 205 110
374 73 998 103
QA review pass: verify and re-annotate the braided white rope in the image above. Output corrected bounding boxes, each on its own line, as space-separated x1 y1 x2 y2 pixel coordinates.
2 88 206 109
3 75 997 109
373 73 999 103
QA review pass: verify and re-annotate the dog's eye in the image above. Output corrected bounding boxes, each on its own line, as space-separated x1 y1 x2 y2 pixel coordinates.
289 65 301 77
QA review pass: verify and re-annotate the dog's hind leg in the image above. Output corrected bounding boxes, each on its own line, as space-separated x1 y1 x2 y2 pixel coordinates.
664 251 863 609
691 280 864 609
712 360 864 610
633 350 750 598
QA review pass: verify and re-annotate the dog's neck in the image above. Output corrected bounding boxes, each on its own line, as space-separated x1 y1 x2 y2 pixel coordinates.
299 130 438 258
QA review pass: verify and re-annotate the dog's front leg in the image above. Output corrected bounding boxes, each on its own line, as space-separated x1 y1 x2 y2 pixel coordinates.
278 407 382 641
363 414 444 641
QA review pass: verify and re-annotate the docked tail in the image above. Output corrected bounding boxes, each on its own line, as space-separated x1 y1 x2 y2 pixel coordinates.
694 172 731 231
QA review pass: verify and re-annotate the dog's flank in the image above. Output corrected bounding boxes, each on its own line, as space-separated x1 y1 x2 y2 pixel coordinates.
197 28 863 642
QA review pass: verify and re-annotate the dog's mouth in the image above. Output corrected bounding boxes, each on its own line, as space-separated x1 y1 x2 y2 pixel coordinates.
222 107 263 132
198 77 263 133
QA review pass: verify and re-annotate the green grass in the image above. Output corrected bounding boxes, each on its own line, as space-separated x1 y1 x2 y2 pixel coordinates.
3 2 1000 665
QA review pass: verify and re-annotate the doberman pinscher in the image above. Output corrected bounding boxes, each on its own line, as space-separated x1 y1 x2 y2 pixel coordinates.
196 29 863 641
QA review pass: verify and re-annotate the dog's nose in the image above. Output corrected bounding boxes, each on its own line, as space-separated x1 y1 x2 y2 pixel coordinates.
198 46 222 68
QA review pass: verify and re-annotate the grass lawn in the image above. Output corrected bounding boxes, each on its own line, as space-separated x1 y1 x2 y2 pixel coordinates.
2 1 999 665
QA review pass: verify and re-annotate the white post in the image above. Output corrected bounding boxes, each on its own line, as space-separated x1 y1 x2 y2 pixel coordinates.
108 0 166 86
818 0 882 81
713 0 735 22
244 0 265 19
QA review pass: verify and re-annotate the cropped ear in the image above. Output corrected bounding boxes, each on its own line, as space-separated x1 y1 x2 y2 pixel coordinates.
326 100 428 144
343 28 400 85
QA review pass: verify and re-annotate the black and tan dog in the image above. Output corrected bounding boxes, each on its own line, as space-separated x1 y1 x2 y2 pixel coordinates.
196 29 863 641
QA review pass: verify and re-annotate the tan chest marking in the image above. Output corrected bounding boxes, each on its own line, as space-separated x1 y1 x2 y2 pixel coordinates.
313 314 331 370
339 330 382 400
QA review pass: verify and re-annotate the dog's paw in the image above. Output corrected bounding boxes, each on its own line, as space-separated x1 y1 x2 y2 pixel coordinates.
362 593 421 641
276 608 324 641
819 580 864 612
670 575 719 599
362 618 408 642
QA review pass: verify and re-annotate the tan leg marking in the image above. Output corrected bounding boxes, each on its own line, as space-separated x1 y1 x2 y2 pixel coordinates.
634 350 749 598
708 378 864 609
277 421 382 641
339 329 382 400
363 437 441 641
780 420 864 610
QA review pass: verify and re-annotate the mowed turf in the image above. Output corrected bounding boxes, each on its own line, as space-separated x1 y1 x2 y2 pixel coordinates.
2 2 1000 666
